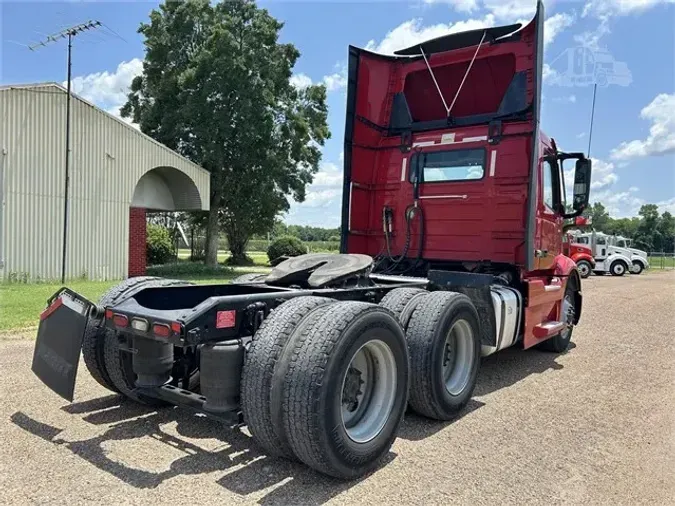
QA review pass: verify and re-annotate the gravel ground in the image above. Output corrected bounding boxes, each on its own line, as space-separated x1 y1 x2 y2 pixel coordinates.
1 272 673 505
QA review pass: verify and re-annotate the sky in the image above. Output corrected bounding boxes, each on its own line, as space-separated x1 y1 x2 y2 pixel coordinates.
1 0 674 227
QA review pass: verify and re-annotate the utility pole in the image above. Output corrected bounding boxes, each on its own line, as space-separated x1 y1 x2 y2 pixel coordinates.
29 21 102 283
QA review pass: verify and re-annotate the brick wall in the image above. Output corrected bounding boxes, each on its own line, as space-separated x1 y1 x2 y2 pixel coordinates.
128 207 147 277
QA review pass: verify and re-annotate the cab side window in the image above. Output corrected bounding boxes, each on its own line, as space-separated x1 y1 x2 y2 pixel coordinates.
542 160 555 210
596 236 606 245
577 237 588 244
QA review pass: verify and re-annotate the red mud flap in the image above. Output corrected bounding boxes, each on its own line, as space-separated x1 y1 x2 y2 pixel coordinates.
31 289 95 402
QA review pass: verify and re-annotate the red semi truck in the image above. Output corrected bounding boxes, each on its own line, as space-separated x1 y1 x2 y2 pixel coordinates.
31 2 591 479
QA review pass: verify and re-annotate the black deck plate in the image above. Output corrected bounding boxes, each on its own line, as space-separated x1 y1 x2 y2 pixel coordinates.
266 253 374 288
31 290 92 402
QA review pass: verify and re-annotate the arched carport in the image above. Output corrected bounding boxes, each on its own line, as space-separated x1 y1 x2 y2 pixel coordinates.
129 166 207 276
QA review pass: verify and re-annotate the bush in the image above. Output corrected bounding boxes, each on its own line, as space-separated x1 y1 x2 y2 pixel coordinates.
267 235 308 263
147 224 175 265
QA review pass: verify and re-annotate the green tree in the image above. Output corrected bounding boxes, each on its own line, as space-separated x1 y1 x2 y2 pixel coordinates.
657 211 675 253
633 204 661 250
122 0 329 265
585 202 610 231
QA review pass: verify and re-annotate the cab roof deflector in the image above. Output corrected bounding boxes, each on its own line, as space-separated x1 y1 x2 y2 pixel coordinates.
394 23 522 56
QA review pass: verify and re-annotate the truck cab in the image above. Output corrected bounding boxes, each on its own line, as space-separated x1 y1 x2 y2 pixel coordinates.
341 0 592 349
611 235 649 274
563 232 595 278
572 231 634 276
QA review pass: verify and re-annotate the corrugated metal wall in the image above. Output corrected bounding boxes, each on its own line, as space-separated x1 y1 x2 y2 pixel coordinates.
0 84 210 281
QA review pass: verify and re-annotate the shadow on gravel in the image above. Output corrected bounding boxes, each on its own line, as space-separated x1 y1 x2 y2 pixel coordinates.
397 343 574 441
10 403 379 505
10 344 574 503
474 343 574 397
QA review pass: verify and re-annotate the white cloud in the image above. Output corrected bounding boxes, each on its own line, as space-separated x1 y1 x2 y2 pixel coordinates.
629 186 639 192
583 0 674 19
610 93 675 160
592 189 645 217
290 73 313 89
543 63 558 83
323 67 347 92
483 0 536 20
657 197 675 214
297 161 344 211
543 12 575 47
423 0 480 12
291 67 347 92
69 59 142 119
554 94 577 103
577 132 587 139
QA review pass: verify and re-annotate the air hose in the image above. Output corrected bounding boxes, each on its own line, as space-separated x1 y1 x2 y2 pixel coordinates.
381 204 425 273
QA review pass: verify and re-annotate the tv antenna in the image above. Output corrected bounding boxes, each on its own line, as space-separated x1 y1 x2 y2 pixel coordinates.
29 21 102 283
587 83 598 158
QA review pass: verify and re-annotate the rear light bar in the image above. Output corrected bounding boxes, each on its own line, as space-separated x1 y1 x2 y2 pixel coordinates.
131 318 149 332
103 309 182 338
152 323 171 338
112 314 129 328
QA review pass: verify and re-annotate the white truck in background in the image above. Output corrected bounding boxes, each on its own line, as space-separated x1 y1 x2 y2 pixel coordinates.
610 235 649 274
571 231 637 276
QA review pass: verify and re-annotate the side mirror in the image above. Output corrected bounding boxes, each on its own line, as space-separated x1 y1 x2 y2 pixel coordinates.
563 157 591 218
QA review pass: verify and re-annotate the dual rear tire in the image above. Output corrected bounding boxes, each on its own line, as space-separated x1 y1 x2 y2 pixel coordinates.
242 289 483 478
381 288 481 420
242 298 409 479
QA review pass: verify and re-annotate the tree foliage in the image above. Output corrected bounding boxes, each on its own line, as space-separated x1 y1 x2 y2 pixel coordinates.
578 203 674 252
122 0 330 265
146 224 175 265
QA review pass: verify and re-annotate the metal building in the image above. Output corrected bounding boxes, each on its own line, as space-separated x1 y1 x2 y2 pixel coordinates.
0 83 210 281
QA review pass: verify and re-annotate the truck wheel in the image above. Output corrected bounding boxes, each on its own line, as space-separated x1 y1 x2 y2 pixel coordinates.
280 302 409 479
631 261 643 275
406 291 481 421
576 260 592 279
241 296 334 459
610 260 628 276
379 287 427 329
82 276 159 392
231 273 267 283
103 278 196 405
538 278 577 353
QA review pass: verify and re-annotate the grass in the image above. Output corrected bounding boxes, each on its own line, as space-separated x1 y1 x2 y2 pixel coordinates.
0 263 271 333
647 255 675 269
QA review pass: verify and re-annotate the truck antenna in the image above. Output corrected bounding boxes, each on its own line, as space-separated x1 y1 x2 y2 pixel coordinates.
587 83 598 157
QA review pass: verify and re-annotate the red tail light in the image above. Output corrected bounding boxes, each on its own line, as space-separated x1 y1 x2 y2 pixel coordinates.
152 323 170 338
112 314 129 328
104 309 113 320
170 321 182 334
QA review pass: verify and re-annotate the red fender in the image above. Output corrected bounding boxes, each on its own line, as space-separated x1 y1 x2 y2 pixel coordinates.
523 255 582 349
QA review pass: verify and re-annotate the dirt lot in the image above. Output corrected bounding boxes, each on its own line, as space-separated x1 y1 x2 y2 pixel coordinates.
1 272 673 505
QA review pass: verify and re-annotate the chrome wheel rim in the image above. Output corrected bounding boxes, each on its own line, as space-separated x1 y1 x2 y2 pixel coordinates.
614 263 625 275
340 339 397 443
442 319 475 396
561 293 575 340
578 263 590 277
